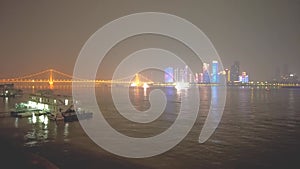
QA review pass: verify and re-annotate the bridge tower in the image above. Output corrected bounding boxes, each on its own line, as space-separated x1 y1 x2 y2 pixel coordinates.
135 74 140 86
49 69 54 85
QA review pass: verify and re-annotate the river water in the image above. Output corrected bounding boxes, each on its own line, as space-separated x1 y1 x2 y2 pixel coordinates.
0 86 299 169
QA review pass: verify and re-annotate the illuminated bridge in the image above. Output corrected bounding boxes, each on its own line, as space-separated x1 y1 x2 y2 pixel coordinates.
0 69 154 86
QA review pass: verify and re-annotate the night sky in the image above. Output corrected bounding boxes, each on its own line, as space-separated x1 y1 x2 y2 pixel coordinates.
0 0 299 81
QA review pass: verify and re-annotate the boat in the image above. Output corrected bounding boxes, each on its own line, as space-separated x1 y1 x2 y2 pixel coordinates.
62 108 93 122
11 90 73 118
62 109 77 122
48 111 64 121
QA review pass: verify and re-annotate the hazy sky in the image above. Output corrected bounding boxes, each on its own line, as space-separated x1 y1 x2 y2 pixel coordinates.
0 0 299 81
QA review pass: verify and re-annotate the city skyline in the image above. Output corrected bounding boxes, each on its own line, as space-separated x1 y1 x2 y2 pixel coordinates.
0 2 300 168
0 58 298 84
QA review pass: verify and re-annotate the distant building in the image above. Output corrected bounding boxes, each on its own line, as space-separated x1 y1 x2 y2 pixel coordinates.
0 84 16 97
211 60 219 83
164 67 174 83
239 71 249 83
203 63 210 83
230 61 240 82
189 73 193 83
172 66 190 83
282 73 298 83
184 65 188 83
199 73 204 83
195 73 199 83
225 69 230 82
179 68 185 82
174 68 179 82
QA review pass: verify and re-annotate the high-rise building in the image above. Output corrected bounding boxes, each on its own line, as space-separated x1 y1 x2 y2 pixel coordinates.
199 73 204 83
211 60 219 83
164 67 174 83
173 66 190 83
184 65 188 83
189 73 193 83
239 71 249 83
203 63 210 83
195 73 199 83
225 69 230 82
174 68 179 82
179 68 185 82
230 61 240 82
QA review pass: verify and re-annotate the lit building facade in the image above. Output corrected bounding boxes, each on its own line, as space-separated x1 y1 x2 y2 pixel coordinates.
199 73 204 83
174 68 179 82
225 69 230 82
239 71 249 83
195 73 199 83
164 67 174 83
172 66 191 83
184 65 188 83
211 60 219 83
203 63 210 83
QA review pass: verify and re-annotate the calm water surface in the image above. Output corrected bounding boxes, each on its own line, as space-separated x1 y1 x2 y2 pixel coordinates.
0 86 299 169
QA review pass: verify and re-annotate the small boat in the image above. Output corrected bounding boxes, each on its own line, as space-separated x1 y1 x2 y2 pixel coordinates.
62 109 93 122
62 109 77 122
48 111 64 121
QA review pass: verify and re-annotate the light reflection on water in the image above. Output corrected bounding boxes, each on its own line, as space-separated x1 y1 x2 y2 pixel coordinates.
0 86 299 168
24 115 49 147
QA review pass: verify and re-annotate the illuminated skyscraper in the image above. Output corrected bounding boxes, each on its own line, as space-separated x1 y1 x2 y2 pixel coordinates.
199 73 204 83
203 63 210 83
184 65 188 82
239 71 249 83
225 69 230 82
195 73 199 83
174 68 179 82
164 67 174 83
179 68 185 82
211 60 219 83
189 73 193 83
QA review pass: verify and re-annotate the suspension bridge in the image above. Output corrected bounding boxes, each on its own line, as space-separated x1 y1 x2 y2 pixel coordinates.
0 69 154 86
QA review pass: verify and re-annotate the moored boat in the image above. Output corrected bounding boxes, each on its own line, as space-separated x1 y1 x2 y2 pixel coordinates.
48 111 64 121
62 109 93 122
11 90 73 118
